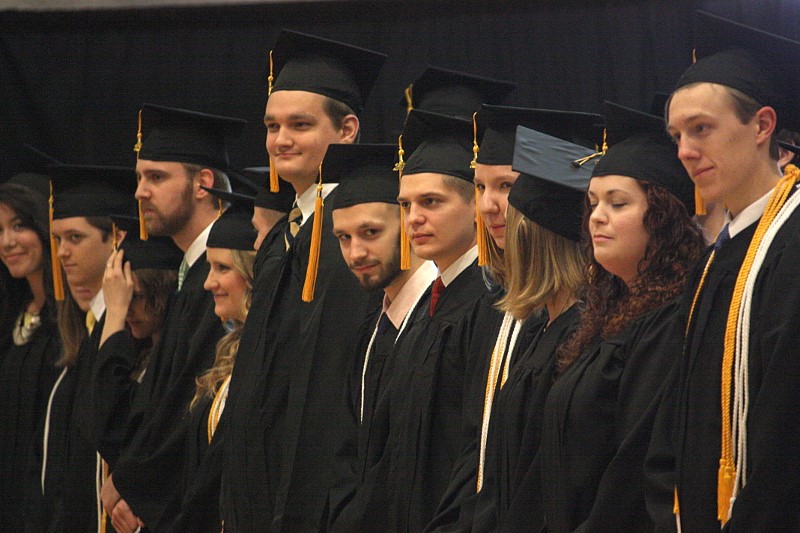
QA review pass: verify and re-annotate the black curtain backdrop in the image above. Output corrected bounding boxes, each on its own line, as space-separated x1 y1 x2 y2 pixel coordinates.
1 0 799 174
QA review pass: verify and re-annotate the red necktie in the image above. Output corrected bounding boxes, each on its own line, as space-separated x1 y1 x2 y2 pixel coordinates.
429 276 445 317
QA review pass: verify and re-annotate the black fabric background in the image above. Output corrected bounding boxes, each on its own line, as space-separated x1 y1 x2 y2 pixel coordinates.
1 0 799 175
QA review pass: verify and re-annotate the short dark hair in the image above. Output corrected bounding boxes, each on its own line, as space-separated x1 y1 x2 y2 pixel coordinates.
323 96 360 142
181 163 231 208
441 174 475 202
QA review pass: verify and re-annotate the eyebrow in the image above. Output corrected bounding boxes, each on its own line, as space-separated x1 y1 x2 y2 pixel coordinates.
667 112 710 130
264 112 317 122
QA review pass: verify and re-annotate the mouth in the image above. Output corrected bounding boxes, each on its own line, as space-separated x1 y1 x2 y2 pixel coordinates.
352 262 378 274
411 233 432 243
692 167 713 181
3 253 23 262
592 234 612 243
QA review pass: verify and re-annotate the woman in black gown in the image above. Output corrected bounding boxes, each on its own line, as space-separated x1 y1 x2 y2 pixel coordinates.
0 183 61 531
501 102 704 532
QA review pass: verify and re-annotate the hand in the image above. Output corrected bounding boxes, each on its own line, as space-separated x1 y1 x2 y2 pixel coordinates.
111 498 144 533
100 473 122 515
103 249 134 314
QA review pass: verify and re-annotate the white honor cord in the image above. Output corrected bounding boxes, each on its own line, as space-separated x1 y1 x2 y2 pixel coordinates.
96 453 103 532
41 366 68 493
359 316 382 424
477 313 522 491
731 183 800 514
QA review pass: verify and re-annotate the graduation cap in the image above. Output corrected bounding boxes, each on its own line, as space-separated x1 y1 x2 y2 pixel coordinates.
204 188 258 251
475 105 604 166
201 186 255 212
269 30 387 117
675 11 800 132
510 126 594 242
48 164 138 300
119 230 183 271
400 109 474 182
321 144 399 211
5 145 62 201
401 66 516 119
237 167 295 212
592 101 695 212
134 103 246 171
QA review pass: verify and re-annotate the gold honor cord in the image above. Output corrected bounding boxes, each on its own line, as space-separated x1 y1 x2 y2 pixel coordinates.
207 375 231 444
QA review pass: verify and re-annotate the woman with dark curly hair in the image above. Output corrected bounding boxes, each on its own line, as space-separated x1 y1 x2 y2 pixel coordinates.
500 102 704 533
0 181 61 531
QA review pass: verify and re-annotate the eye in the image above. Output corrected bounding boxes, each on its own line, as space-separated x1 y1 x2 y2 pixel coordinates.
364 228 380 238
500 181 514 190
611 202 628 209
69 234 83 243
149 173 164 183
423 197 440 207
399 201 411 210
694 123 709 135
13 222 25 231
588 203 598 212
475 183 485 192
337 234 351 242
266 123 279 133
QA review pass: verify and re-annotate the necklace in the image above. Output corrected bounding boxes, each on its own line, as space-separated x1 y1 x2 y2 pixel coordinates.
12 310 41 346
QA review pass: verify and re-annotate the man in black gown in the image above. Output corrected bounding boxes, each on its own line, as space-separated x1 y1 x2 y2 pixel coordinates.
101 105 244 532
217 31 386 532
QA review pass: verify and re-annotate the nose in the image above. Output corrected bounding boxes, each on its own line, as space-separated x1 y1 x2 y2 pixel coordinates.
350 238 368 262
407 204 425 228
479 188 501 218
589 203 607 228
676 137 700 163
135 179 148 200
57 241 69 259
0 230 13 249
203 271 217 291
271 125 292 151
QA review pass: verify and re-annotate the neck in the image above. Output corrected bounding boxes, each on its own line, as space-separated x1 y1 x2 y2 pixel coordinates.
26 267 46 314
545 287 575 325
289 175 317 198
384 259 422 303
173 210 216 253
726 161 782 218
434 239 476 275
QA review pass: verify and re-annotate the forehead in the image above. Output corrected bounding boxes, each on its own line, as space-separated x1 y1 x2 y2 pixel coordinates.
265 89 328 118
399 172 458 197
0 202 19 219
588 174 643 196
206 246 234 262
474 163 519 183
667 82 736 125
51 216 98 233
136 158 186 177
333 202 398 227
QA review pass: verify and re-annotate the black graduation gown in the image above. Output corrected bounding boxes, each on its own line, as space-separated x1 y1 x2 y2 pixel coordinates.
506 300 682 533
0 308 60 531
27 314 106 533
470 304 581 533
385 261 487 533
170 223 289 533
219 189 375 532
666 208 800 531
111 255 224 530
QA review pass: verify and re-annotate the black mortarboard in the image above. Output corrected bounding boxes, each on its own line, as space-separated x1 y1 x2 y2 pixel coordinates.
401 109 474 182
135 104 246 171
50 164 137 220
207 205 258 252
120 231 183 271
476 105 604 166
201 186 255 211
236 167 295 212
5 145 61 200
401 66 516 120
269 30 387 116
320 144 399 211
593 101 694 211
510 126 594 242
675 11 800 131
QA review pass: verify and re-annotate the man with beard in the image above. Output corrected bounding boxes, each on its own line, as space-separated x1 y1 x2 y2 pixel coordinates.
324 143 437 531
99 104 245 533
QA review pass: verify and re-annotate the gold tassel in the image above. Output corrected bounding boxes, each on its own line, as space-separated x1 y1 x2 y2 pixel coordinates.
267 50 274 95
692 48 697 64
112 222 119 251
404 84 413 115
470 111 480 169
49 181 65 301
694 186 707 216
475 188 489 266
673 486 680 515
717 458 735 523
395 135 411 270
269 157 280 192
571 129 608 168
302 167 324 302
133 109 143 156
138 199 149 241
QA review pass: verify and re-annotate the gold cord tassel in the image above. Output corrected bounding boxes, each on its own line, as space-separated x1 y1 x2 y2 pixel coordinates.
49 182 65 301
267 50 274 95
269 158 280 192
404 84 413 114
133 109 143 156
302 167 324 302
572 129 608 168
695 186 707 216
112 222 119 250
395 135 411 270
138 199 149 241
475 188 489 267
470 111 480 169
716 166 798 525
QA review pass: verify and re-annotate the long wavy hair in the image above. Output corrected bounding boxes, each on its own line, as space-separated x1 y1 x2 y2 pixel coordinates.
557 180 704 373
0 183 56 342
190 248 256 410
130 268 178 379
496 205 586 321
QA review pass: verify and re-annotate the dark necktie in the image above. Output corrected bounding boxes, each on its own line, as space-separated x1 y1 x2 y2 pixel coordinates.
714 223 731 250
284 204 303 251
429 276 445 317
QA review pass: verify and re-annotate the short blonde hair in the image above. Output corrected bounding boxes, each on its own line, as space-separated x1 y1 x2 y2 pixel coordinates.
497 205 586 321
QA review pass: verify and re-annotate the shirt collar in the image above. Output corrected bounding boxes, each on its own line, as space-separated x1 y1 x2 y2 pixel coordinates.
184 221 214 269
383 260 438 329
726 188 774 239
439 245 478 287
90 289 106 321
296 183 338 227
